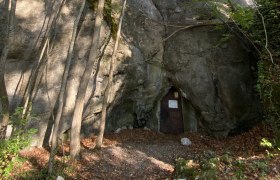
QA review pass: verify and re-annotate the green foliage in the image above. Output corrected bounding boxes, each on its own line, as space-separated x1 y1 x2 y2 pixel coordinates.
214 33 233 47
252 160 268 176
174 151 219 179
0 107 36 178
230 5 254 30
87 0 120 39
233 159 246 179
174 150 274 179
15 158 73 179
251 0 280 55
257 60 280 134
254 0 280 136
174 158 197 179
104 0 117 39
260 137 280 154
260 138 273 148
226 0 280 138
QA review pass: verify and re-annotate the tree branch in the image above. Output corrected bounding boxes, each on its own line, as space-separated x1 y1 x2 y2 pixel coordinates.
253 1 274 64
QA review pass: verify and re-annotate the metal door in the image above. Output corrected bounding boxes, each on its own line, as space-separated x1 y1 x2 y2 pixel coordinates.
160 87 184 134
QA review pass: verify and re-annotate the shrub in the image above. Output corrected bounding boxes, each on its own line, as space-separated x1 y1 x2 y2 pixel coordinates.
0 107 36 178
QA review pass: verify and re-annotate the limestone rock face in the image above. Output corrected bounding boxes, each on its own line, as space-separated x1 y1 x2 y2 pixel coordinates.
151 0 261 136
0 0 261 145
163 27 260 136
107 0 261 136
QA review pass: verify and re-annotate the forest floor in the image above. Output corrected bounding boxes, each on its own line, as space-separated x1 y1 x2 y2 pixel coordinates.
13 123 280 179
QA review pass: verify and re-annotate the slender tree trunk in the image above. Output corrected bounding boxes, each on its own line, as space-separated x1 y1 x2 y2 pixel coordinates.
47 0 85 174
21 0 65 119
17 0 55 105
0 0 16 131
12 0 55 112
58 32 111 136
95 0 127 149
21 38 49 117
0 46 10 130
82 29 112 115
70 0 105 158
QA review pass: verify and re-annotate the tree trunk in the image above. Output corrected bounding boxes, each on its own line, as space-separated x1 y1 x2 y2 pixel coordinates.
20 0 65 119
95 0 127 149
47 0 85 174
58 32 111 136
70 0 105 158
0 0 16 131
11 0 55 112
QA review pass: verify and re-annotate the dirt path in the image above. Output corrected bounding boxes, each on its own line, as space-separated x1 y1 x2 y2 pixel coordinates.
17 125 280 179
78 130 196 179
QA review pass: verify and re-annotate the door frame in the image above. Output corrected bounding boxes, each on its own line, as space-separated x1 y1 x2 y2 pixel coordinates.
159 86 184 134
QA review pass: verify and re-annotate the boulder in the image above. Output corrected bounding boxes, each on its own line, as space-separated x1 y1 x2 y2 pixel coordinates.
0 0 262 144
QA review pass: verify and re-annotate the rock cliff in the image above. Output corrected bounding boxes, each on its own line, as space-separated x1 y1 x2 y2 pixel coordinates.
0 0 261 146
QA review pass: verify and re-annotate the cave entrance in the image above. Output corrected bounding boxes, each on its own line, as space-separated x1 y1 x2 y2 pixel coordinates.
160 87 184 134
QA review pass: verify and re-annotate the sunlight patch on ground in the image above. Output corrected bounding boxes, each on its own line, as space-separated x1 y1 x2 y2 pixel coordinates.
105 146 173 172
81 152 101 162
147 157 173 171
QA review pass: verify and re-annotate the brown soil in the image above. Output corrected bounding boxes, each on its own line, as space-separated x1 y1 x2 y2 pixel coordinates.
15 124 280 179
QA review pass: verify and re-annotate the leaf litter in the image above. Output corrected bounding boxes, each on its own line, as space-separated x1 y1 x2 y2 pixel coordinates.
11 123 280 179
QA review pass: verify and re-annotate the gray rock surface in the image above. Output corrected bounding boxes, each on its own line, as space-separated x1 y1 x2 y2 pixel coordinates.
0 0 261 145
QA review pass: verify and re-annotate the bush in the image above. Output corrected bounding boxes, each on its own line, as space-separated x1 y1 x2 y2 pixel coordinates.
257 61 280 131
230 0 280 142
253 0 280 145
0 107 36 178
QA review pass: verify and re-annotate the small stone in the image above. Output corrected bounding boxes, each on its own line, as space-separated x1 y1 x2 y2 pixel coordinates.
181 138 192 146
121 126 127 130
128 125 133 130
143 126 150 131
57 176 64 180
273 167 278 173
115 128 122 133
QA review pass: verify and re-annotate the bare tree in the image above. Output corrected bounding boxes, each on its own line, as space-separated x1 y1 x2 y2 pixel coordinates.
0 0 17 133
70 0 106 158
47 0 86 174
20 0 66 119
95 0 127 149
14 0 56 113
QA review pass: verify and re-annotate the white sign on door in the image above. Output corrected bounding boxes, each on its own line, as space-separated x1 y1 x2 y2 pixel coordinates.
168 100 178 108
